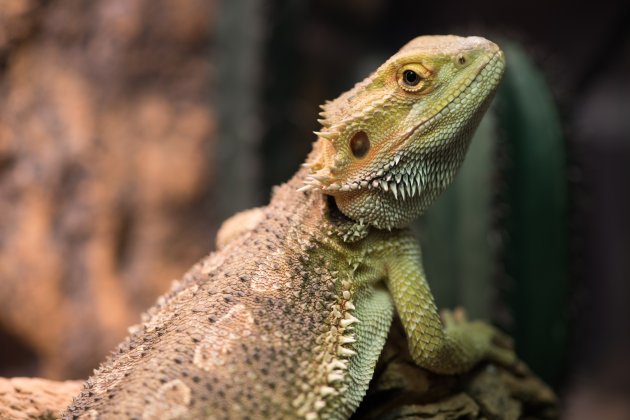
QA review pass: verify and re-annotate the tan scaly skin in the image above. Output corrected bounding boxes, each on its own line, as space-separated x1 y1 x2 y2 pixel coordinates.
63 35 511 420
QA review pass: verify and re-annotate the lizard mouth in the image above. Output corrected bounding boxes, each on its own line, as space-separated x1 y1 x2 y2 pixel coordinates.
325 49 505 201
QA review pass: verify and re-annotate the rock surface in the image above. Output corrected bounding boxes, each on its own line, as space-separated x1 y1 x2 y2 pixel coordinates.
0 377 82 419
0 0 216 379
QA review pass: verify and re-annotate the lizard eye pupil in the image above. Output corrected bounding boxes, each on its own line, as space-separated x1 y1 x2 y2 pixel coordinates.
403 70 420 86
458 55 466 65
350 131 370 158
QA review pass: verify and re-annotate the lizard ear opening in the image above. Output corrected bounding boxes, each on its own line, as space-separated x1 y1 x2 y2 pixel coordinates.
350 131 370 158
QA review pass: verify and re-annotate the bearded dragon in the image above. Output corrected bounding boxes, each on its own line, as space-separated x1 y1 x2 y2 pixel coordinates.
64 35 509 419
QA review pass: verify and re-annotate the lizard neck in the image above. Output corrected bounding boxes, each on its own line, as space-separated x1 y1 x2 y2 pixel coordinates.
271 165 371 243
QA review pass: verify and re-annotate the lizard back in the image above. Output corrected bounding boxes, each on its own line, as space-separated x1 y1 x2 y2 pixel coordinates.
64 167 395 419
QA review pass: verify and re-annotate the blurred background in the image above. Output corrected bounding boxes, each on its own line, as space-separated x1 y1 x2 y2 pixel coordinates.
0 0 628 418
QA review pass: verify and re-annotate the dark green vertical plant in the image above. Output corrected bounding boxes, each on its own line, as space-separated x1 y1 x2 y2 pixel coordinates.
496 41 568 387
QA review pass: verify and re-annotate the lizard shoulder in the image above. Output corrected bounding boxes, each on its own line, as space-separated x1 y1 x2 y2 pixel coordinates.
215 206 266 250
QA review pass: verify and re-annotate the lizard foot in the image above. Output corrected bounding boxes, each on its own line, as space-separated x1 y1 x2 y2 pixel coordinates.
441 307 521 372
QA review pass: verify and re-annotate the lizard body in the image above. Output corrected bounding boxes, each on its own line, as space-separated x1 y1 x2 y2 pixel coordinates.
64 35 507 419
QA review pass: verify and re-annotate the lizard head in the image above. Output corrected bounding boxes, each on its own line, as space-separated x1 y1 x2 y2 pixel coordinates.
301 35 505 230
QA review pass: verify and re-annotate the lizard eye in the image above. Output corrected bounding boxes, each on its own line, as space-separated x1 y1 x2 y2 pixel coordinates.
397 64 429 92
350 131 370 158
403 70 420 86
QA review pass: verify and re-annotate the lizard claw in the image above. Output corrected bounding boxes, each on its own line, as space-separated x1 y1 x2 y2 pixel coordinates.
453 306 468 323
491 328 514 350
439 306 470 326
440 308 457 326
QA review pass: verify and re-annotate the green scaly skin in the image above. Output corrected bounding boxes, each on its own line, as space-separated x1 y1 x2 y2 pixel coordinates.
64 35 509 420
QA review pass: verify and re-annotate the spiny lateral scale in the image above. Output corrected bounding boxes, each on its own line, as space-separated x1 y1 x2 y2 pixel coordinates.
64 35 509 419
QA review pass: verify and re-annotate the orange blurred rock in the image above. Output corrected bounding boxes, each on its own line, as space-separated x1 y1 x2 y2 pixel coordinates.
0 377 82 419
0 0 217 379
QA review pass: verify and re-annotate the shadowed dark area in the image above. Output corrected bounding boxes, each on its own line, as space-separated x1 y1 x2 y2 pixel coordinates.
0 327 40 377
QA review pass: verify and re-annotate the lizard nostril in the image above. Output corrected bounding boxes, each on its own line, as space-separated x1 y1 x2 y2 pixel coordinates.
350 131 370 158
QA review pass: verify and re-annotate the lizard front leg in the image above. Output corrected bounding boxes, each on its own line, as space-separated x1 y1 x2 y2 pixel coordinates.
384 233 514 374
